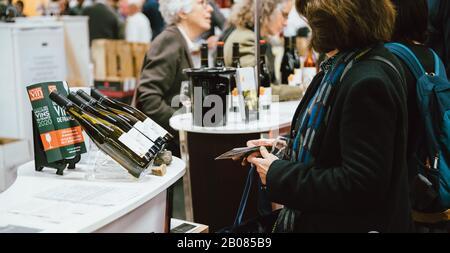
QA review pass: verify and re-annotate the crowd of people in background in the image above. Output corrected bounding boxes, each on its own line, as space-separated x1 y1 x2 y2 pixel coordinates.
5 0 228 46
1 0 447 73
1 0 447 75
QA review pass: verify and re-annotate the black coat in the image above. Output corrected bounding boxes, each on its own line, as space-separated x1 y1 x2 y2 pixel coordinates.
82 3 121 44
266 45 414 232
427 0 450 77
143 0 165 40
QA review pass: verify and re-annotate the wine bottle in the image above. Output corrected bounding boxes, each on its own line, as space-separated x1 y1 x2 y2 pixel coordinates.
292 37 302 87
68 92 132 133
215 41 225 68
230 42 241 112
90 88 173 143
76 90 161 149
49 92 153 178
76 90 142 128
77 89 172 148
280 36 295 84
200 43 209 68
302 47 317 88
259 40 272 110
292 37 301 70
232 42 241 69
67 92 160 156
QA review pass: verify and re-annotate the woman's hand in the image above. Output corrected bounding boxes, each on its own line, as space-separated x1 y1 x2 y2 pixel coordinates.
232 139 275 166
246 138 276 148
247 146 279 185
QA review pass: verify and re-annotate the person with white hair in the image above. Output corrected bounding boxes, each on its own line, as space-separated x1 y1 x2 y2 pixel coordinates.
133 0 213 153
125 0 152 43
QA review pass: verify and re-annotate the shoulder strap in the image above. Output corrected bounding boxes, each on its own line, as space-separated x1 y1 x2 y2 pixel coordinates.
369 56 403 80
233 165 255 228
430 49 449 79
366 55 407 101
385 42 427 79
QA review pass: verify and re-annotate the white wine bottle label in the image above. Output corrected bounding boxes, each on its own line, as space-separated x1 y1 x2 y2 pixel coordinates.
126 128 155 151
143 118 168 137
260 87 272 108
118 132 149 158
134 120 160 141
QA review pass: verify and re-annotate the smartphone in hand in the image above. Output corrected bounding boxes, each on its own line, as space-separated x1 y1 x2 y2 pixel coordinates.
215 136 290 160
215 146 269 160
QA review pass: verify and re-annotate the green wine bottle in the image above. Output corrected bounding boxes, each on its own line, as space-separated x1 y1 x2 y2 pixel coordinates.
91 88 173 141
50 92 153 179
77 89 171 148
68 92 160 156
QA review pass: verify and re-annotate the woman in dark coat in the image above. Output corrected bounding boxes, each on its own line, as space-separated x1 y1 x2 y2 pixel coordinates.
243 0 414 232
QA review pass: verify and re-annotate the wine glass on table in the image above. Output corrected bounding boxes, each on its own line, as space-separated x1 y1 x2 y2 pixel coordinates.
180 81 192 117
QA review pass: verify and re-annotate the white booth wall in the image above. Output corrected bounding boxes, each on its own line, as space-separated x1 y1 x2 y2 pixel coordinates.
0 16 90 191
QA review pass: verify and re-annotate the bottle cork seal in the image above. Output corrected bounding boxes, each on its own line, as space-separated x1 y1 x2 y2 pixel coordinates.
152 164 167 176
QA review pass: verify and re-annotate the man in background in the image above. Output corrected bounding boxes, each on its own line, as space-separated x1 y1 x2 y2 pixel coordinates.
82 0 123 44
125 0 152 43
142 0 165 40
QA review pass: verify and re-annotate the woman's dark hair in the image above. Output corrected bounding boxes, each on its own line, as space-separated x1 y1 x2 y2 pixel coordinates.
391 0 428 44
296 0 308 15
299 0 396 53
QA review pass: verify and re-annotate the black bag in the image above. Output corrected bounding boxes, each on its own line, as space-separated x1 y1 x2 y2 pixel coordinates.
217 165 277 233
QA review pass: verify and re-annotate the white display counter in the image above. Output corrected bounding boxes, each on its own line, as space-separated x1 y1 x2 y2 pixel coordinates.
0 157 185 233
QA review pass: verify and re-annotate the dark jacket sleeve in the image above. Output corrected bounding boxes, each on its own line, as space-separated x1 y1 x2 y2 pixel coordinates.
114 14 122 40
135 35 178 131
428 0 450 76
443 0 450 76
266 69 400 213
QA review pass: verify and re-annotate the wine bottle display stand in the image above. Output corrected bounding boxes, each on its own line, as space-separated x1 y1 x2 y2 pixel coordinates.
48 89 173 179
82 144 146 181
32 112 80 175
